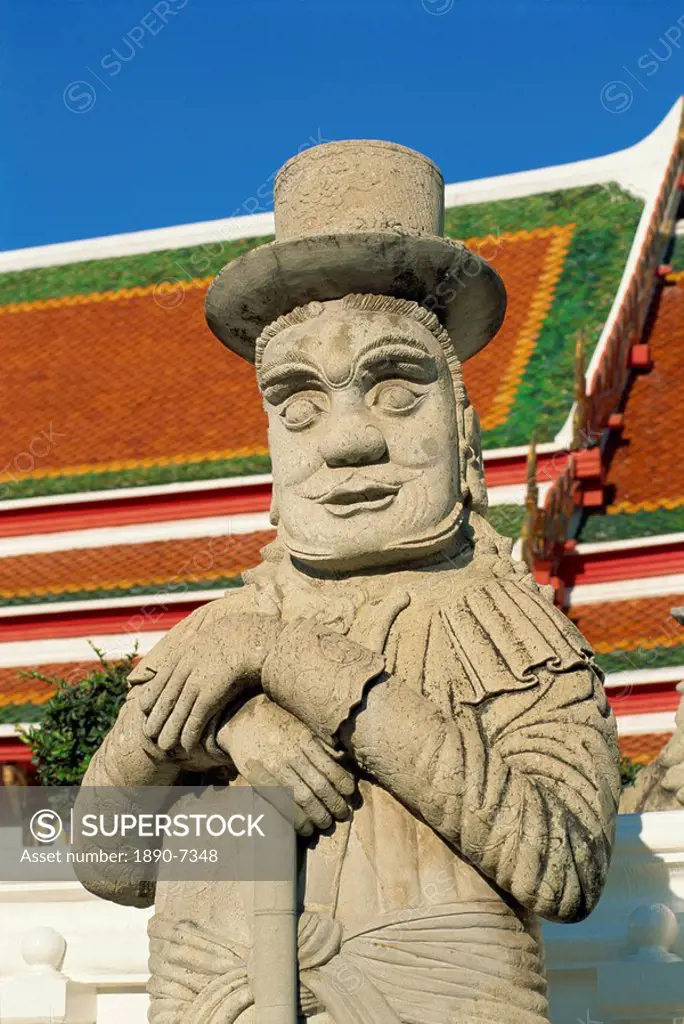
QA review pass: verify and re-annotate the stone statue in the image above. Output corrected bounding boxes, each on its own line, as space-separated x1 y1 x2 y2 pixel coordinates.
78 140 621 1023
620 609 684 813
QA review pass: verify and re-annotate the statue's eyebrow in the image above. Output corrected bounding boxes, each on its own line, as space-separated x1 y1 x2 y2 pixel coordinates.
259 354 322 393
259 335 438 398
354 336 437 381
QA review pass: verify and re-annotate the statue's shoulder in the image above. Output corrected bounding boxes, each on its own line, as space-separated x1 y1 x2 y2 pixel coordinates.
426 513 580 644
132 582 264 676
421 546 597 706
173 583 262 636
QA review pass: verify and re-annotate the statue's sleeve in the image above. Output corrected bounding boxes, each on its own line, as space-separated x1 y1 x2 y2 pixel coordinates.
83 601 220 790
126 584 264 687
77 593 257 907
344 577 620 924
74 683 178 909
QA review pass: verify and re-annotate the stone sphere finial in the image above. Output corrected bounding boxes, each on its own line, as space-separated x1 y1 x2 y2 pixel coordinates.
626 903 681 962
21 926 66 972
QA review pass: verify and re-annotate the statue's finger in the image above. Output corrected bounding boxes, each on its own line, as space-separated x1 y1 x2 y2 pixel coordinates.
132 629 180 678
200 711 225 762
136 672 169 712
128 662 157 687
294 756 350 821
281 766 333 830
179 692 218 753
144 661 191 739
158 687 199 753
661 762 684 794
243 760 314 836
303 740 356 797
293 814 315 837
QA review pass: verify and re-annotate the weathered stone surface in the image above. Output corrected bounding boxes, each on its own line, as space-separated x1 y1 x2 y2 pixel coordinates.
620 680 684 813
77 140 620 1023
205 139 506 365
619 610 684 814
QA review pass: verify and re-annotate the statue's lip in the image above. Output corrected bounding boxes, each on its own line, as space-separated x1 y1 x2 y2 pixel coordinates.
318 480 401 516
317 480 401 505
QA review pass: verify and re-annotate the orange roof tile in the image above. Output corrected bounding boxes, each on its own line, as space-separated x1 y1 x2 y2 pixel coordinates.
0 531 274 601
0 287 268 484
618 732 672 764
0 231 565 488
570 593 684 654
603 279 684 515
0 184 646 497
462 227 573 429
0 660 100 709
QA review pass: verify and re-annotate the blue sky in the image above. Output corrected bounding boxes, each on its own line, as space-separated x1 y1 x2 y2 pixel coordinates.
2 0 683 249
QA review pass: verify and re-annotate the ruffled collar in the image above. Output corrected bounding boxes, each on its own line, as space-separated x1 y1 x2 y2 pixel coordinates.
242 512 522 624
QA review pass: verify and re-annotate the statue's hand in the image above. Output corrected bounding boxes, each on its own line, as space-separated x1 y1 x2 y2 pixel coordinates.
261 592 410 746
217 695 356 836
660 731 684 803
659 684 684 803
345 591 411 652
137 614 280 755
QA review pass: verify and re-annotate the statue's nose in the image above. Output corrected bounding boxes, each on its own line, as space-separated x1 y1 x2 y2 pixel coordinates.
319 419 387 467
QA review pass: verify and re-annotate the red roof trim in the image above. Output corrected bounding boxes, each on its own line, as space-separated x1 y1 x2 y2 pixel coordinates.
563 537 684 586
0 481 273 538
0 602 201 643
0 738 32 762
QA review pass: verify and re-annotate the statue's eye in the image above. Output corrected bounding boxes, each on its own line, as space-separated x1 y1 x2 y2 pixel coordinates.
280 396 323 430
371 383 424 415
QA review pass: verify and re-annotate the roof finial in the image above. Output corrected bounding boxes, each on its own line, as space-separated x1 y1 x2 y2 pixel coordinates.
521 433 539 567
572 332 588 451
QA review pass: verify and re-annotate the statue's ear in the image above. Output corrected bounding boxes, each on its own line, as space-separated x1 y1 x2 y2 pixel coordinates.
459 401 488 515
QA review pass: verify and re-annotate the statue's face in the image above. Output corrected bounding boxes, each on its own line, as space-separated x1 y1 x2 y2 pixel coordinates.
260 303 462 569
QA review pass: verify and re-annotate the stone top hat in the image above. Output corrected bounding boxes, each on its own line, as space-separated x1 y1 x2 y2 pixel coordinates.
205 140 507 364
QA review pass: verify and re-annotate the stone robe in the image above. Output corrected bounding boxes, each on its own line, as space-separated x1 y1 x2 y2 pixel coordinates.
82 516 620 1023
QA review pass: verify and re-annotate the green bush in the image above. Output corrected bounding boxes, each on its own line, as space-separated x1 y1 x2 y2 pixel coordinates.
19 647 134 785
619 755 643 790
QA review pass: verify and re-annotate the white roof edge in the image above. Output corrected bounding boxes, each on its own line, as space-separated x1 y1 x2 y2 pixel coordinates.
575 531 684 555
554 97 684 448
569 573 684 606
0 212 275 274
1 100 681 275
0 473 274 513
0 723 31 739
604 666 684 689
445 98 683 209
616 711 676 736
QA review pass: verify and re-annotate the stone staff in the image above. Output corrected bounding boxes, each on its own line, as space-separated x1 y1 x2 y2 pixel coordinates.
251 877 297 1023
250 788 298 1023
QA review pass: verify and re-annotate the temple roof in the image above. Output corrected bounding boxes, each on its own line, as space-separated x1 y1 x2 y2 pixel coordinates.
570 591 684 675
1 99 683 765
0 185 642 500
578 270 684 542
0 530 271 605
